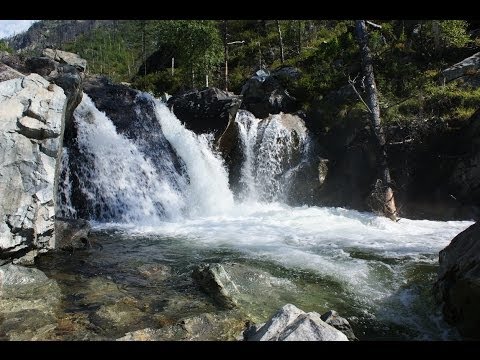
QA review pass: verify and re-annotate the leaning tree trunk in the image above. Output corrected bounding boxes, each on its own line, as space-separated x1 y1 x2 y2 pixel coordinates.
355 20 398 221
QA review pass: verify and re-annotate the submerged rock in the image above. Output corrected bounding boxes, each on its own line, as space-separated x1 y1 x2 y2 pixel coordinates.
90 298 147 335
55 218 91 250
192 262 299 312
117 311 247 341
245 304 348 341
321 310 358 341
0 73 67 263
434 221 480 339
0 264 61 340
137 263 171 282
192 263 239 309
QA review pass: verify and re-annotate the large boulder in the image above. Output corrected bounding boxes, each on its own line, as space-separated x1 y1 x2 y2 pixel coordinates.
441 52 480 85
240 67 301 119
0 52 29 74
43 48 87 72
54 218 91 250
0 63 24 82
245 304 348 341
434 221 480 339
25 54 85 139
191 263 238 309
218 110 326 204
0 73 67 264
167 87 242 137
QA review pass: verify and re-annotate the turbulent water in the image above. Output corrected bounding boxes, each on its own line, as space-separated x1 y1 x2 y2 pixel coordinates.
235 110 311 202
50 93 474 340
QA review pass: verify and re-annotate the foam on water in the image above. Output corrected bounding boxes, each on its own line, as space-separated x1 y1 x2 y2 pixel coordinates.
59 93 473 339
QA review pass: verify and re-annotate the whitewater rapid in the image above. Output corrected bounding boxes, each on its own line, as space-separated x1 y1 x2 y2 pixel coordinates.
58 92 474 339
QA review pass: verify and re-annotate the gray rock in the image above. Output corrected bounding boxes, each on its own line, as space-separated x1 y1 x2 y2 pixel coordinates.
55 218 91 250
0 73 67 262
240 67 300 119
117 311 247 341
247 304 348 341
321 310 358 341
0 63 24 82
117 327 161 341
137 263 171 282
434 221 480 339
167 87 242 138
0 264 62 340
0 263 49 288
441 52 480 84
23 55 84 135
43 48 87 72
219 110 326 205
191 263 239 309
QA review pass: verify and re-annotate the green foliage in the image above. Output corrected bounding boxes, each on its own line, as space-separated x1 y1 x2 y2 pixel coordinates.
64 25 136 82
132 68 186 96
0 40 12 53
438 20 471 48
153 20 223 84
53 19 479 130
396 82 480 121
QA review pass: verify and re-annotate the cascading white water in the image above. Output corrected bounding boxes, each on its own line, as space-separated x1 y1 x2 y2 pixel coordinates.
61 93 234 222
56 148 77 218
235 110 310 202
236 110 260 201
150 95 234 216
72 95 187 223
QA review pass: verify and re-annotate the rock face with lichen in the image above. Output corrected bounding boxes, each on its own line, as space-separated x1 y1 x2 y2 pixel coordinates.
0 73 67 264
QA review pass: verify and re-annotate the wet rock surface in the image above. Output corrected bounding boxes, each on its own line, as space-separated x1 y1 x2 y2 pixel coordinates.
245 304 348 341
0 264 61 340
55 218 91 250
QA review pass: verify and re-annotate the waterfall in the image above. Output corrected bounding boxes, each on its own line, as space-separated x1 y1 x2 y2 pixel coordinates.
57 93 234 223
235 110 312 203
56 148 77 218
236 110 260 202
150 95 234 216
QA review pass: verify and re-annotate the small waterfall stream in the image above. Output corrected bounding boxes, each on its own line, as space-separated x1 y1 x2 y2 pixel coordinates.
235 110 312 202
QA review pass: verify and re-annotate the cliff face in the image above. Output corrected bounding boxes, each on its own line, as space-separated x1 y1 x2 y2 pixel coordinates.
6 20 113 52
0 73 67 265
0 50 85 264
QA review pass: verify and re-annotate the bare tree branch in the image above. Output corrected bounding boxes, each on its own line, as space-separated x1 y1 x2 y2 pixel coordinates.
348 75 373 113
366 21 382 29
